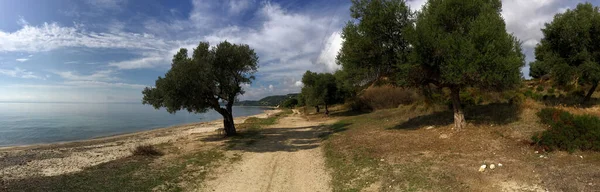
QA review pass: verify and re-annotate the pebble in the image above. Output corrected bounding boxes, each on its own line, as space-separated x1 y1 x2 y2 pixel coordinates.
439 134 449 139
490 164 496 170
498 163 503 167
426 126 434 130
479 164 487 172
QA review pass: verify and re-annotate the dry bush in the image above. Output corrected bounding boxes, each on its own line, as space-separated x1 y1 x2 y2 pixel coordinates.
132 145 164 156
359 85 418 110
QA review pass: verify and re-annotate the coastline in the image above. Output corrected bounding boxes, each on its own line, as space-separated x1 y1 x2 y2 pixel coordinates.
0 109 280 181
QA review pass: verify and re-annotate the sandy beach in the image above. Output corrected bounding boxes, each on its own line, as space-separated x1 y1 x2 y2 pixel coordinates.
0 109 280 181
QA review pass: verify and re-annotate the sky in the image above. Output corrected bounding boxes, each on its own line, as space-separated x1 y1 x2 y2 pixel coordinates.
0 0 597 103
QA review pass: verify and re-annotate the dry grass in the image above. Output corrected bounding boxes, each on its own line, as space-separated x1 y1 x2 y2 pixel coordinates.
322 101 600 191
359 85 418 110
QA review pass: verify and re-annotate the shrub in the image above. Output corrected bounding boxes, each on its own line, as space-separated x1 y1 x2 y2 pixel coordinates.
533 108 600 152
548 88 555 94
523 89 534 97
509 93 526 105
359 85 417 110
536 85 545 92
132 145 164 156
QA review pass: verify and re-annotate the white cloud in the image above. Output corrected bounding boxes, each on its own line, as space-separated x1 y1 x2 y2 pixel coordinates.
54 70 117 82
0 67 42 79
229 0 253 14
406 0 427 11
0 22 170 52
63 80 147 89
15 58 29 62
317 31 343 72
109 54 165 69
294 81 303 87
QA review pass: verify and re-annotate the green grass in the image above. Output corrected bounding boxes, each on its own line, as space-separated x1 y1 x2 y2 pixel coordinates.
3 147 224 192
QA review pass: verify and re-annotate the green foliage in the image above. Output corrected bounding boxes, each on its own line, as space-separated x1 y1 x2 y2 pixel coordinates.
337 0 413 87
301 71 344 110
548 88 556 94
533 3 600 101
536 85 545 92
142 41 258 136
402 0 524 128
281 98 299 108
529 61 551 79
405 0 524 90
533 108 600 152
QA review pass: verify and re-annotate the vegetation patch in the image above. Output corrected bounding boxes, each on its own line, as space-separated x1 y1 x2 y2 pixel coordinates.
3 146 225 192
131 144 164 156
533 108 600 152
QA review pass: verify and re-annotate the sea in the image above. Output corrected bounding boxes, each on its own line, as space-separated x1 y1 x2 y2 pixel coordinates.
0 103 268 147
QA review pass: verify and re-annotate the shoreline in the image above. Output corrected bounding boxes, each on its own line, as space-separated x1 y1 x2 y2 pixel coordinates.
0 109 280 181
0 108 276 151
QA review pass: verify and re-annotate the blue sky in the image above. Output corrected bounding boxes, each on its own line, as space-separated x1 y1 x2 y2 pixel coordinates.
0 0 597 103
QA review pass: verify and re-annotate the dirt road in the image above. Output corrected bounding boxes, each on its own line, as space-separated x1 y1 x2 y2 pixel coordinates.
203 114 334 192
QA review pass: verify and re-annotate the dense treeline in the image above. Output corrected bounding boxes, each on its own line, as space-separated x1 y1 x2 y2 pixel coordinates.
297 0 600 131
143 0 600 136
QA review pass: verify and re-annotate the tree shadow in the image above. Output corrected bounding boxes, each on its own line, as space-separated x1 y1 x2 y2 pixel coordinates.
201 124 345 153
329 110 370 117
539 94 600 108
390 103 521 130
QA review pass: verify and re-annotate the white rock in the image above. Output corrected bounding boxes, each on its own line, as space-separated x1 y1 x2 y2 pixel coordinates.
580 155 584 159
426 126 434 130
490 164 496 170
479 164 487 172
498 163 503 167
439 134 449 139
535 151 539 154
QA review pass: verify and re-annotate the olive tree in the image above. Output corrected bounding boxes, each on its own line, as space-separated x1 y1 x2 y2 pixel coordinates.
142 41 258 136
300 71 341 114
533 3 600 103
336 0 413 87
404 0 525 130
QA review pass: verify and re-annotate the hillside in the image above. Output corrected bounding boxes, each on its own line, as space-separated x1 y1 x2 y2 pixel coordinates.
235 93 299 106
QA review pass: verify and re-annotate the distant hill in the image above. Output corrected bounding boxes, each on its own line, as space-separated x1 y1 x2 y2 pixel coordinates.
235 93 299 106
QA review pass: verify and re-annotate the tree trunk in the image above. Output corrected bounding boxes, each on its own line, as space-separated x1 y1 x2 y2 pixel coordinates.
315 105 320 113
325 103 329 115
223 113 236 136
450 87 466 131
220 102 237 136
583 82 599 104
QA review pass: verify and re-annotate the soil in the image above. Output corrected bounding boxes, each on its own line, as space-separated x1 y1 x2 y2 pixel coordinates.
202 114 336 192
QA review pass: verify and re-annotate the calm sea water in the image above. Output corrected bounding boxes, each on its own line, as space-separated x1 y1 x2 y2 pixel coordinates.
0 103 268 146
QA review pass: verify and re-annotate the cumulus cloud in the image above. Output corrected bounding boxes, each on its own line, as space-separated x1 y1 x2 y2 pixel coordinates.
317 31 343 72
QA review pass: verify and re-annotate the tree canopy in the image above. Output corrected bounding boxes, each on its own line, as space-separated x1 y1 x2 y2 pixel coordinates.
403 0 525 130
300 71 343 114
532 3 600 102
142 41 258 136
336 0 413 87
